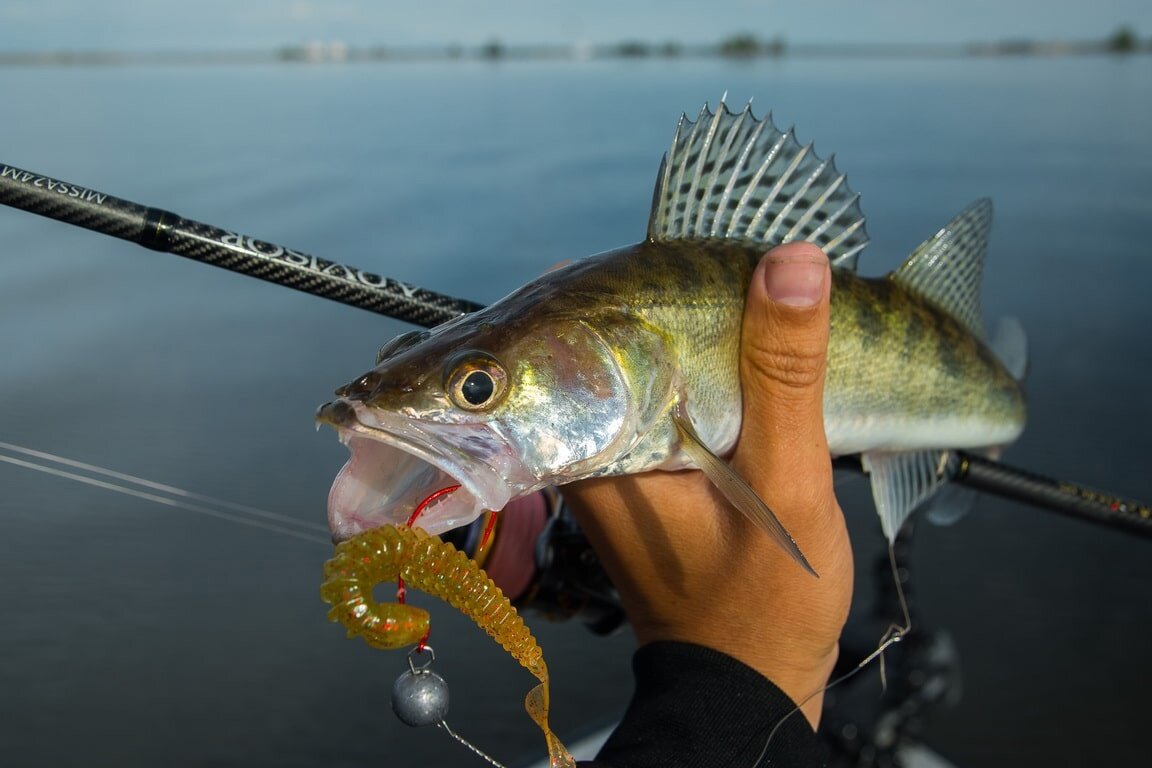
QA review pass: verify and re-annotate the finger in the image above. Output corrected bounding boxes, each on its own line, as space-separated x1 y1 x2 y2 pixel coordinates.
733 242 836 536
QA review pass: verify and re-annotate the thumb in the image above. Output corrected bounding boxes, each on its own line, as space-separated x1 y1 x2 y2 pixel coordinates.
733 242 835 542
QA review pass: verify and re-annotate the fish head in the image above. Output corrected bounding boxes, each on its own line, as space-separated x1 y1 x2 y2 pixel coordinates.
318 304 646 540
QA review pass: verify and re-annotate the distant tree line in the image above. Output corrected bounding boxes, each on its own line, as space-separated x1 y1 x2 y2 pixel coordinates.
7 27 1146 68
272 26 1147 64
717 33 787 58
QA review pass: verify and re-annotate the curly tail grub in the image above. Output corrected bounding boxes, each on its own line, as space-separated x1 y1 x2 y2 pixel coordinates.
320 525 574 768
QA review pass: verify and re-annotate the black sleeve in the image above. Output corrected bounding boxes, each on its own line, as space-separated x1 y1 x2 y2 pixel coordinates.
579 641 828 768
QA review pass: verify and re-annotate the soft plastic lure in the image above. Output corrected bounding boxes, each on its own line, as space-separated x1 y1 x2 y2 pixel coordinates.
320 524 574 768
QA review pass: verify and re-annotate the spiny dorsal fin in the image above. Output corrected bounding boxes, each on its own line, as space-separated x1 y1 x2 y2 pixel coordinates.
647 101 869 271
891 199 993 340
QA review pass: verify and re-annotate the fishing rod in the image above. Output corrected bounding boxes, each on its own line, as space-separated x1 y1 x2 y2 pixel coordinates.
2 161 1149 540
0 162 482 326
832 453 1152 540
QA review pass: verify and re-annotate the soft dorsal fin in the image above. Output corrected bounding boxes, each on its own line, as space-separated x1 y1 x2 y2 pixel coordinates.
890 199 993 340
647 101 869 271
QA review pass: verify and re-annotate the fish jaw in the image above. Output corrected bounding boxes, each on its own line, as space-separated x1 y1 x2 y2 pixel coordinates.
317 399 537 539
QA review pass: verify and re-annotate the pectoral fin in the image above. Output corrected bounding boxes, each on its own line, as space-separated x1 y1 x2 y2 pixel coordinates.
673 412 818 577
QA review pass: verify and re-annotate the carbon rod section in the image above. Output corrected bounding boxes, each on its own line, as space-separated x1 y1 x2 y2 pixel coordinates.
954 453 1152 538
0 162 483 326
834 452 1152 540
3 162 1149 539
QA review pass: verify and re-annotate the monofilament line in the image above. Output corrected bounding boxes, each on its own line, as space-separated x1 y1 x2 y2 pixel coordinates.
439 720 509 768
0 439 330 545
752 541 912 768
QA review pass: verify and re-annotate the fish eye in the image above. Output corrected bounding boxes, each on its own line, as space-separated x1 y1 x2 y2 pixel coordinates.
445 353 507 411
461 371 494 405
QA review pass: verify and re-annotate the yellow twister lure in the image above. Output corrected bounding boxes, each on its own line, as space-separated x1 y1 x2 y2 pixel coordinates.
320 524 575 768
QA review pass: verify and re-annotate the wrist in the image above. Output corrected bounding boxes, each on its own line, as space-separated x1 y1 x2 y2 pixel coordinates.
633 622 839 727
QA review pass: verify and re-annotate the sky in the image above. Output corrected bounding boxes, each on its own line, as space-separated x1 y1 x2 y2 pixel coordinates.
0 0 1148 52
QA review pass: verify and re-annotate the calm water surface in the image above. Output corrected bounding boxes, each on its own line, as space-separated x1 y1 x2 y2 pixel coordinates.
1 55 1150 766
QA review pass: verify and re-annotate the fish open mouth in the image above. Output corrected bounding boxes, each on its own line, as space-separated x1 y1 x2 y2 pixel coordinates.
317 399 518 540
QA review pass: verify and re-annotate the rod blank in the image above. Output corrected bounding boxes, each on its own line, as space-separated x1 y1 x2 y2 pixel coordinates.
0 163 482 326
833 452 1152 540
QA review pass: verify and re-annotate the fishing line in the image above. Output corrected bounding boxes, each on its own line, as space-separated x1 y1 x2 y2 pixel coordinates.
751 542 912 768
0 440 330 545
438 721 509 768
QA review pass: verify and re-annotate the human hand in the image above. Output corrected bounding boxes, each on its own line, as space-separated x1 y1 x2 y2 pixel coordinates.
562 242 853 726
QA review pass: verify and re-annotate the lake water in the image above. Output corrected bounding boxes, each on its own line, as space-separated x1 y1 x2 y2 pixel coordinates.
1 54 1150 767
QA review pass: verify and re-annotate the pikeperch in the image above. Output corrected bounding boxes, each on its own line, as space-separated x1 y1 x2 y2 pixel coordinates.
316 102 1027 575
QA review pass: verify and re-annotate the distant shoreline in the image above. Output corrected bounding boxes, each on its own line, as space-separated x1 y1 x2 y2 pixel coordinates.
1 35 1148 67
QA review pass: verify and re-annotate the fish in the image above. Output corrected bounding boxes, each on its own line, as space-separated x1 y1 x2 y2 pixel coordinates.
316 101 1027 575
